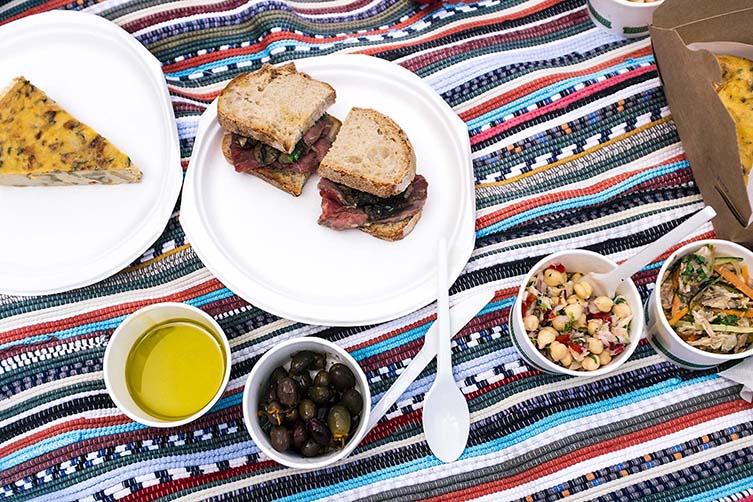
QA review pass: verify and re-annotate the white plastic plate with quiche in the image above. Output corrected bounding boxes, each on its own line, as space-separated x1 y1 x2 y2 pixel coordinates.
181 55 476 326
0 12 182 296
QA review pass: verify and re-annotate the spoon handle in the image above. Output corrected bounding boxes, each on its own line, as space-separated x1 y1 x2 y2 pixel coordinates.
606 206 716 291
365 289 494 431
436 237 452 376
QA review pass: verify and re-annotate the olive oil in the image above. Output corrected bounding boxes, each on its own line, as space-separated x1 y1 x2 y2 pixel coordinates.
125 320 226 420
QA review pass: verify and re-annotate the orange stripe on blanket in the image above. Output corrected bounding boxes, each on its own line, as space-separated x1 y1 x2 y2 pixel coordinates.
0 415 133 458
355 0 561 56
470 64 656 146
459 46 653 122
0 279 225 344
474 159 678 231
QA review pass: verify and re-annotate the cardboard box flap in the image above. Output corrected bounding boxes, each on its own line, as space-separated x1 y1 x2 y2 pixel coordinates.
651 1 753 235
654 1 753 36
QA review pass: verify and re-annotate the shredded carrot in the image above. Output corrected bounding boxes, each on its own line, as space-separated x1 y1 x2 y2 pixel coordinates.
669 306 689 326
743 264 749 284
715 308 753 318
714 265 753 301
671 293 681 319
670 268 681 319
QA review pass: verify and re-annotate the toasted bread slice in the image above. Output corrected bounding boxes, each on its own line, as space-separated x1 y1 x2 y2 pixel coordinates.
221 133 309 196
360 210 422 241
0 77 142 186
218 63 335 154
318 107 415 198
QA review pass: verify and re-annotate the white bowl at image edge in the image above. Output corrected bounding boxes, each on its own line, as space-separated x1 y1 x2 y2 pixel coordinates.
587 0 663 39
511 250 644 377
647 239 753 369
242 337 371 469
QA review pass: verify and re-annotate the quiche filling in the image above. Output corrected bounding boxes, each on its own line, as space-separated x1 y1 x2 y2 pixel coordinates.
0 77 142 186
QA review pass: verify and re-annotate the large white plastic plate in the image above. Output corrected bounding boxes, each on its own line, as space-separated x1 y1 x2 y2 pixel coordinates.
181 55 475 326
0 11 182 296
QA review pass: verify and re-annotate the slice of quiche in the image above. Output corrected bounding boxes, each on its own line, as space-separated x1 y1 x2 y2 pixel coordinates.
0 77 142 186
716 55 753 182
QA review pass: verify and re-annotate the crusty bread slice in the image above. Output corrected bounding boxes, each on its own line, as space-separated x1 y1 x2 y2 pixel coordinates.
361 210 422 241
221 134 309 196
218 63 336 154
318 108 416 198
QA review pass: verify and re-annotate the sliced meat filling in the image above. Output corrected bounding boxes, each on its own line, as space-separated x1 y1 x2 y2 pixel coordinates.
318 175 428 230
229 115 339 175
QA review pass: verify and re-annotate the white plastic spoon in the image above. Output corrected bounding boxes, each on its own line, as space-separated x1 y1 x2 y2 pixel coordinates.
421 237 470 463
584 206 717 297
366 288 493 431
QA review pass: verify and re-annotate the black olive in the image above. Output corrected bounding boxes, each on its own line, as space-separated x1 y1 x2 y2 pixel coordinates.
341 388 363 416
265 401 284 426
290 371 312 393
313 370 330 387
312 352 327 370
329 363 356 391
284 407 299 424
350 413 360 435
328 405 351 441
262 382 277 404
301 438 322 457
276 377 299 407
269 426 291 453
298 399 316 421
316 405 328 421
290 351 315 374
306 418 332 446
291 421 307 450
259 414 272 434
307 385 332 404
269 366 287 386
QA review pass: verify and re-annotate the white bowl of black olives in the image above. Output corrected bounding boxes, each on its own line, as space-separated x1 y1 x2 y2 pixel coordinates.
242 337 371 469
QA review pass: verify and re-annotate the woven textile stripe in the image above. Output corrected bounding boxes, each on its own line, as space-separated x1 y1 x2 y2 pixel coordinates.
1 0 752 500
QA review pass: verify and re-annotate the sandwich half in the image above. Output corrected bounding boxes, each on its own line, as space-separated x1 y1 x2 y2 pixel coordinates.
316 108 428 241
218 63 339 196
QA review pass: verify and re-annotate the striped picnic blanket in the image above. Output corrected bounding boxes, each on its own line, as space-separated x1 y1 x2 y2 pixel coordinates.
2 0 753 500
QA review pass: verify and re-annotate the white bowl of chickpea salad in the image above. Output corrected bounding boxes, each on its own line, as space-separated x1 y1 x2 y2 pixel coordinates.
511 250 644 377
647 239 753 369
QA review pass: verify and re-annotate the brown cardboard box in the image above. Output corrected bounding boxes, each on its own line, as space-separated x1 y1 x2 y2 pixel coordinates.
651 0 753 247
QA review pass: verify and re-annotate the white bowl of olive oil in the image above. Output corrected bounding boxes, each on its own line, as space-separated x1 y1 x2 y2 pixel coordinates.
104 302 231 428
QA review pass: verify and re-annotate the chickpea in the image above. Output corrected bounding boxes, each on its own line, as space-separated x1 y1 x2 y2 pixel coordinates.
593 296 614 313
587 319 603 335
560 351 573 368
549 341 568 362
523 314 539 332
571 273 583 282
552 315 570 331
613 327 628 339
576 314 587 328
587 337 604 355
543 268 566 286
537 327 557 349
599 351 612 366
564 303 583 320
573 281 593 300
612 302 632 319
566 295 581 305
582 355 601 371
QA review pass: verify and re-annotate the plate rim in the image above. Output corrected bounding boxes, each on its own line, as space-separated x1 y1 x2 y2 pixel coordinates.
0 11 183 296
181 54 475 326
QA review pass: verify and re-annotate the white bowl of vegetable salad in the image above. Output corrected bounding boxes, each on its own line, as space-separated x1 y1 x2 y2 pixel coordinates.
511 250 644 377
648 239 753 369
